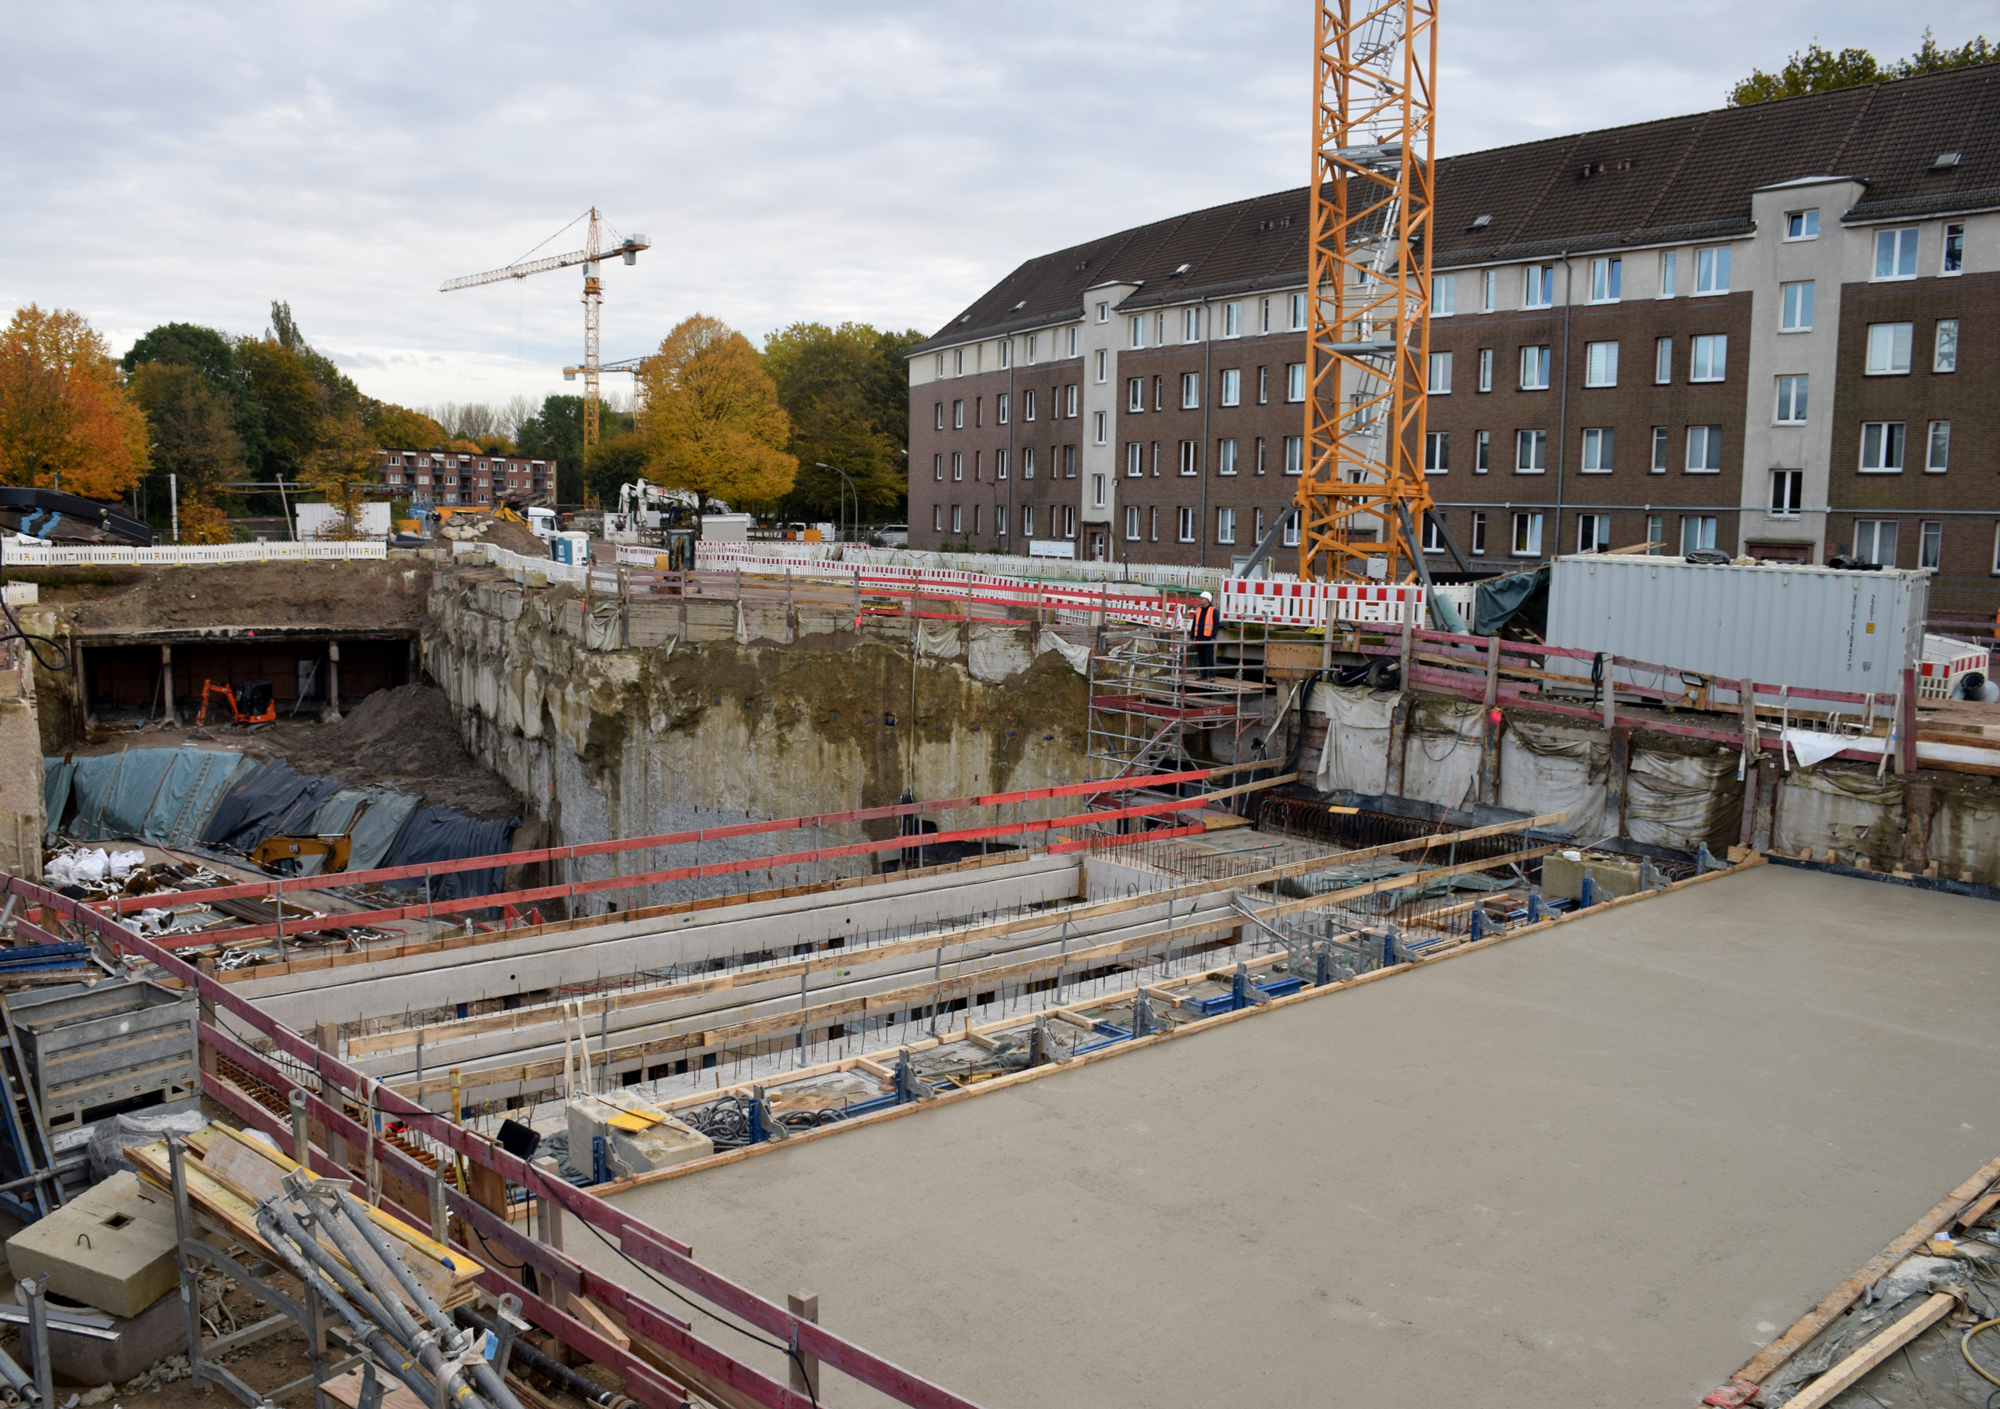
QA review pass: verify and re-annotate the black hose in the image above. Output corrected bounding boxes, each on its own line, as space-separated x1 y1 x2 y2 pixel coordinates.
454 1306 623 1408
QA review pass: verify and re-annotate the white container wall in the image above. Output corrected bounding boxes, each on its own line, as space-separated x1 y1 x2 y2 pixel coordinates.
1546 554 1929 712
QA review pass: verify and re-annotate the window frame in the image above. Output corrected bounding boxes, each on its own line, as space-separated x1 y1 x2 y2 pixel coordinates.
1424 430 1449 474
1784 209 1820 241
1680 515 1718 554
1093 410 1108 445
1583 340 1618 388
1926 420 1950 473
1934 320 1959 373
1684 424 1723 474
1519 345 1551 390
1434 274 1456 316
997 392 1009 424
1178 439 1198 476
1920 521 1942 571
1770 469 1803 517
1219 367 1241 406
1515 428 1547 474
1216 438 1238 476
1124 505 1141 541
1579 426 1613 473
1428 350 1452 394
1853 519 1897 566
1285 363 1306 403
1176 506 1197 543
1865 322 1913 376
1872 227 1919 281
1476 347 1493 393
1576 513 1611 553
1774 374 1808 425
1689 334 1727 383
1523 264 1555 309
1474 429 1490 474
1658 250 1678 298
1283 435 1304 476
1694 245 1730 295
1858 420 1906 474
1654 336 1672 385
1780 280 1814 332
1469 511 1487 556
1942 224 1965 276
1180 372 1199 410
1216 506 1236 545
1587 257 1622 303
1223 301 1241 337
1510 511 1544 557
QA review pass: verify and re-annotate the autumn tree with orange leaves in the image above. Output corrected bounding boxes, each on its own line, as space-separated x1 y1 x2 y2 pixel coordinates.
0 306 149 499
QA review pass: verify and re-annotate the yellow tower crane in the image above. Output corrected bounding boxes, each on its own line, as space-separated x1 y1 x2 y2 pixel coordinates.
441 208 649 467
1294 0 1462 586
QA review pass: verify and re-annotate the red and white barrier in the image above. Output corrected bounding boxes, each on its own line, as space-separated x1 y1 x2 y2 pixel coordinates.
1222 578 1429 628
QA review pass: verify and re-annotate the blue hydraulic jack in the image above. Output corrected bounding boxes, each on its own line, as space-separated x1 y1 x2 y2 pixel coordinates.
1526 886 1547 924
1579 874 1598 908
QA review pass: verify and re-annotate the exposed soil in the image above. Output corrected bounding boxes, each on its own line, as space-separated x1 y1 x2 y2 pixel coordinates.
272 684 522 820
477 518 550 558
49 559 431 633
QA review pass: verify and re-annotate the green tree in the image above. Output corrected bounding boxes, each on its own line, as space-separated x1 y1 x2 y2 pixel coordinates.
515 394 624 504
1730 31 1993 104
584 432 650 507
122 321 269 476
762 322 922 527
128 362 241 513
638 314 796 520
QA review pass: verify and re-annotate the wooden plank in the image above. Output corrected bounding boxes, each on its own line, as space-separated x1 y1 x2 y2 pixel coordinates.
568 1293 632 1352
1733 1149 2000 1385
319 1367 429 1409
1783 1292 1956 1409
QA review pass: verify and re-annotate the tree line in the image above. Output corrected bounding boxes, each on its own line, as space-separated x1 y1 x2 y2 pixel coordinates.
0 301 922 540
1729 28 1993 105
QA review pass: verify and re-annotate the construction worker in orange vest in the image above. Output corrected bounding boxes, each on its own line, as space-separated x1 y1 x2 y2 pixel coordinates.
1190 590 1218 679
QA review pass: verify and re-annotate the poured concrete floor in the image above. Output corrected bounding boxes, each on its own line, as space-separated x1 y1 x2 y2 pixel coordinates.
589 865 2000 1408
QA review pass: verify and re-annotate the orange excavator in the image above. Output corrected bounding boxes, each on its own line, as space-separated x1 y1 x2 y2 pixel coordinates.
197 678 277 728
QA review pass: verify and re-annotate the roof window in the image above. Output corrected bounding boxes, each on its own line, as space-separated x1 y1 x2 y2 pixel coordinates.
1172 263 1191 275
1932 151 1962 169
1468 214 1492 231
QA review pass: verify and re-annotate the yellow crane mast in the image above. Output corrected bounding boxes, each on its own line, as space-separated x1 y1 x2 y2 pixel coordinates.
1295 0 1440 584
441 208 649 465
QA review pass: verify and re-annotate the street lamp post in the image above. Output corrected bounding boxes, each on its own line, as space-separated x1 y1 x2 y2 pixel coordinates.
814 462 859 545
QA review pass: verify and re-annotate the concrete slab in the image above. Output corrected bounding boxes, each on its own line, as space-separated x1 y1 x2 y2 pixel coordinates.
6 1172 177 1319
589 866 2000 1409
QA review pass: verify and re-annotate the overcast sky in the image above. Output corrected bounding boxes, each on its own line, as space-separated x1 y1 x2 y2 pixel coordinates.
2 2 1984 412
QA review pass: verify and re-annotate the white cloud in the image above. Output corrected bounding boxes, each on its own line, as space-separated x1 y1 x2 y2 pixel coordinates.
1 0 1981 407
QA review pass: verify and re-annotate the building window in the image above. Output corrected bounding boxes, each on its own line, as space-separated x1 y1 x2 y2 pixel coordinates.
1511 512 1543 556
1023 505 1035 537
1259 298 1271 333
1580 427 1613 472
1943 224 1964 275
1180 307 1200 343
934 402 944 430
1477 348 1493 392
1651 336 1671 385
1095 348 1107 383
1583 341 1617 387
1063 445 1078 478
1097 302 1109 324
1130 317 1146 349
1216 507 1236 545
1178 440 1198 475
1092 473 1106 508
1177 506 1197 542
1639 514 1660 553
1771 469 1803 516
1524 264 1555 308
1434 275 1456 316
1780 281 1814 332
1474 429 1490 473
1422 513 1445 553
1781 209 1818 240
1150 441 1161 475
1282 512 1300 547
1685 425 1722 473
1254 437 1266 474
1577 513 1611 552
1694 246 1730 294
1286 363 1306 402
1658 250 1678 297
1927 420 1951 472
952 399 964 429
1478 269 1496 312
1219 368 1241 406
1859 421 1905 473
1775 375 1808 424
1935 320 1959 373
1067 326 1079 358
1470 512 1487 555
1690 334 1727 382
1650 426 1668 473
973 504 982 534
1853 519 1897 565
1065 385 1079 418
1221 301 1241 338
996 449 1009 480
1290 292 1307 330
1094 410 1107 445
1023 446 1036 479
1027 333 1038 364
1919 521 1941 570
1257 366 1268 404
1873 228 1919 280
1866 323 1913 375
1424 431 1449 474
1680 515 1717 553
1125 505 1141 540
953 349 964 376
1428 351 1452 393
1062 505 1076 539
1588 257 1621 302
1519 345 1551 389
997 503 1009 535
1515 428 1547 473
1283 435 1304 475
1126 378 1144 414
932 454 943 482
1174 372 1196 409
1217 438 1238 475
932 504 942 532
996 392 1009 425
1124 442 1142 478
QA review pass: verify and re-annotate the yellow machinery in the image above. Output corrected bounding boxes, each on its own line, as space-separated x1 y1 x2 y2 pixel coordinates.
251 834 352 876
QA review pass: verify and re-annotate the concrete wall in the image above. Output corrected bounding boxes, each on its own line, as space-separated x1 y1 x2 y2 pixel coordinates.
0 637 43 878
422 571 1090 913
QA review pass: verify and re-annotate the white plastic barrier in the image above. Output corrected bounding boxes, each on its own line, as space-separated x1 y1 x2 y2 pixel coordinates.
1220 579 1429 628
451 539 585 585
3 541 387 566
1917 635 1989 699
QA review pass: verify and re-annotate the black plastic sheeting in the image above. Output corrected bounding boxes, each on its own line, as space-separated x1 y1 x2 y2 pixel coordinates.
377 806 516 903
200 760 346 853
199 759 518 901
1473 565 1550 637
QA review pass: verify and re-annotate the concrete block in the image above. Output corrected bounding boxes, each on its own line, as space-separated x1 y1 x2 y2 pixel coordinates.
568 1092 713 1178
1542 853 1643 904
5 1172 178 1319
21 1281 183 1386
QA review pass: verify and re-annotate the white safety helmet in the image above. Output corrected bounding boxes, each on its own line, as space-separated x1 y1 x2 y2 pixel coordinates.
1200 590 1213 602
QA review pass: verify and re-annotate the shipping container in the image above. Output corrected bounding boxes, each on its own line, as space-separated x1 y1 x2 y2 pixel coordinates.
1545 554 1930 713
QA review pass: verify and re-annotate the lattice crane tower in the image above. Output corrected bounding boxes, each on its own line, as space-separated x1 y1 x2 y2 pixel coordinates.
1294 0 1439 583
442 208 649 463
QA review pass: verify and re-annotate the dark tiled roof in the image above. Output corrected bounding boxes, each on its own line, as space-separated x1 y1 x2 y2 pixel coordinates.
913 63 2000 353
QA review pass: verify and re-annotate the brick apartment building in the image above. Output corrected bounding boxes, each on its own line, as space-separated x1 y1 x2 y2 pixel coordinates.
375 448 555 509
906 65 1998 625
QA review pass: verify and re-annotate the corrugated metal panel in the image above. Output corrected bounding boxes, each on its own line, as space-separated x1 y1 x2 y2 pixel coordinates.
1546 555 1929 711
